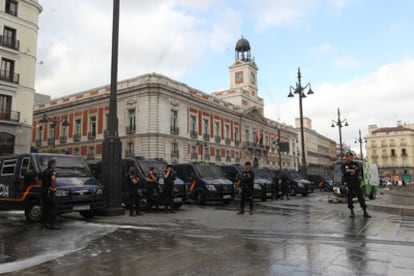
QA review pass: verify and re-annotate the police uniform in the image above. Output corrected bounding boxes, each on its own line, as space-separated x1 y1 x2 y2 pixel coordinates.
341 152 371 218
238 164 255 214
41 160 59 229
147 169 160 212
127 165 143 216
279 170 290 200
162 166 175 213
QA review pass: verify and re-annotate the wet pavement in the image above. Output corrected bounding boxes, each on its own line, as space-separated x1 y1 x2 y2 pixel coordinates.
1 191 414 275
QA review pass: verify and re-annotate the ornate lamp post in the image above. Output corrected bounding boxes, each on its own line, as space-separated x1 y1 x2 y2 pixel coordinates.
331 108 349 159
354 129 365 160
288 67 314 176
39 114 70 148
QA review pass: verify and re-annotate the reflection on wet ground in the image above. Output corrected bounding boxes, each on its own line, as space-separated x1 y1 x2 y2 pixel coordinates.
2 193 414 275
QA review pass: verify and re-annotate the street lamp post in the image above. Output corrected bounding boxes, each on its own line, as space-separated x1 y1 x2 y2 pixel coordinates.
355 129 365 160
331 108 349 159
39 114 70 148
101 0 124 216
288 67 314 176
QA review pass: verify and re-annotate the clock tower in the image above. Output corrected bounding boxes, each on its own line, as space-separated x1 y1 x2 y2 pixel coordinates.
213 36 264 114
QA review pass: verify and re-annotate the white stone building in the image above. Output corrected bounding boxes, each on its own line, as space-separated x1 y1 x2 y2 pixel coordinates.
32 37 298 169
0 0 42 155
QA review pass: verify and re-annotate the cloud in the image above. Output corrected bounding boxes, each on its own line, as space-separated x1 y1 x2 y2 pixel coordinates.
265 58 414 154
333 56 361 69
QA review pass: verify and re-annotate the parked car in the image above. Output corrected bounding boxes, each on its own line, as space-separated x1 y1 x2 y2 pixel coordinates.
307 174 333 191
173 163 234 204
0 153 106 222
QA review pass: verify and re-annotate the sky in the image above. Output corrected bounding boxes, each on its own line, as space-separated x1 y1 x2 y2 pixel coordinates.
35 0 414 156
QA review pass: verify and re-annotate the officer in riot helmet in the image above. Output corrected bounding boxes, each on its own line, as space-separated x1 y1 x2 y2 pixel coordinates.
237 161 255 215
162 164 176 213
341 151 371 218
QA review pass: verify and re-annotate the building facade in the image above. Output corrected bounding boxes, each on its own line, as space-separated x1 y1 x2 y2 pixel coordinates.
366 122 414 179
295 117 337 176
0 0 42 155
32 37 298 169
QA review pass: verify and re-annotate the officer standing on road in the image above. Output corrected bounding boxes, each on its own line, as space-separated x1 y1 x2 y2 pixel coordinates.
237 161 255 215
162 165 176 213
341 151 371 218
127 162 143 216
146 167 160 212
41 159 60 229
279 169 290 200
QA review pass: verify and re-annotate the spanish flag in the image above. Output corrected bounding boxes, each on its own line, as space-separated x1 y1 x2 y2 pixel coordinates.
189 179 197 192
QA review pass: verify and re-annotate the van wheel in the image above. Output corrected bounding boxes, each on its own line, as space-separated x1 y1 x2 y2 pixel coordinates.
289 187 297 197
80 210 95 219
196 191 205 204
25 199 43 223
173 203 182 210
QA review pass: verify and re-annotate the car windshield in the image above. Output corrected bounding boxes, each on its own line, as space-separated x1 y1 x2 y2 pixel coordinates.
195 164 225 178
36 155 92 177
138 160 166 176
288 170 304 179
254 168 273 179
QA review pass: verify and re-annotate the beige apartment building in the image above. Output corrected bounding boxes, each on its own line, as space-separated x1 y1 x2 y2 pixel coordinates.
366 122 414 178
32 37 299 169
0 0 42 155
295 117 337 176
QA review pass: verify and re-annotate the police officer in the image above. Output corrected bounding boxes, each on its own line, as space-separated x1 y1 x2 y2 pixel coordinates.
41 159 60 229
162 165 175 213
279 169 290 200
341 151 371 218
237 161 255 215
146 167 160 212
127 162 143 216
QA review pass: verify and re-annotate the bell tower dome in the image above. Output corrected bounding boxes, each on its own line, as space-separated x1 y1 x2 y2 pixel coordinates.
213 36 263 114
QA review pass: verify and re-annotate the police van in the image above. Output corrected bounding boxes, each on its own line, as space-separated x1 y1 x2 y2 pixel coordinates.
0 153 106 222
172 162 234 204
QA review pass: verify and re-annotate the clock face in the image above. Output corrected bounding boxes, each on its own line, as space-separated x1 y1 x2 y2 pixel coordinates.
250 72 256 84
235 71 243 83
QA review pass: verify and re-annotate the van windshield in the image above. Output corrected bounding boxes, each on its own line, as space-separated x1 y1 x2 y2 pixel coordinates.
195 164 225 178
137 160 166 176
36 155 92 177
287 170 304 180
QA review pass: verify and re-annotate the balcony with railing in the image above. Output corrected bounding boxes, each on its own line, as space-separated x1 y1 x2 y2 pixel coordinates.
204 154 210 161
191 152 198 160
0 70 19 84
0 110 19 122
125 150 134 157
35 139 42 146
190 130 198 139
225 138 231 145
60 136 67 144
226 156 231 162
171 150 179 158
47 138 54 146
170 126 179 135
88 131 96 140
87 153 95 160
214 136 221 143
203 133 210 141
215 155 221 162
73 133 81 142
0 36 19 51
126 125 135 134
235 140 240 146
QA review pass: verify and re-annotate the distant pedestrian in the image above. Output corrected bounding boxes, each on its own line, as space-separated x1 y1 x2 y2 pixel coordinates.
341 152 371 218
162 165 176 213
279 169 290 200
41 159 60 229
127 162 143 216
237 161 255 215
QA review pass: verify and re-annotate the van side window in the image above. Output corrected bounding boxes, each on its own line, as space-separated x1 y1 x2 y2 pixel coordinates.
20 157 32 177
1 159 17 175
